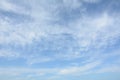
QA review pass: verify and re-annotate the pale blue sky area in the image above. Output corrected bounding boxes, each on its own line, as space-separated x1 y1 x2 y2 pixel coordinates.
0 0 120 80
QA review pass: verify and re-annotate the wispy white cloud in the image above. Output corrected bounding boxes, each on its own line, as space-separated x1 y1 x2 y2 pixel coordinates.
0 1 120 78
0 61 118 78
96 66 120 73
0 2 120 64
0 67 48 76
0 0 30 15
0 49 19 58
59 61 101 75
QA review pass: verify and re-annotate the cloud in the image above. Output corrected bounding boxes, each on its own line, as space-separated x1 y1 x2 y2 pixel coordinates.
0 49 19 58
0 0 120 63
0 0 30 15
0 64 119 80
0 67 48 77
0 1 120 78
96 66 120 73
83 0 101 3
59 61 101 75
63 0 82 9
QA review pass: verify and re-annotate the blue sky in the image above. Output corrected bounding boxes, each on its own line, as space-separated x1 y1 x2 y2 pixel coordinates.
0 0 120 80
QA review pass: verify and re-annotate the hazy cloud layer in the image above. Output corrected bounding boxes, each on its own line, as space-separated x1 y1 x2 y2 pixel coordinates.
0 0 120 80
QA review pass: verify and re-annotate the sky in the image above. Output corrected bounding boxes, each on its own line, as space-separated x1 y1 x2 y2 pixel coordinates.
0 0 120 80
